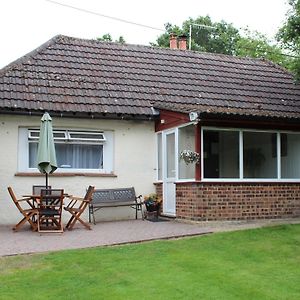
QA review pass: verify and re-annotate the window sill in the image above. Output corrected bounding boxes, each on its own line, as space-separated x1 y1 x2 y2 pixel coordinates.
15 172 117 177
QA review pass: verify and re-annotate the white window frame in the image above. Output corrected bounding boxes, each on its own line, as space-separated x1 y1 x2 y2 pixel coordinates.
201 126 300 182
19 128 114 173
156 122 197 183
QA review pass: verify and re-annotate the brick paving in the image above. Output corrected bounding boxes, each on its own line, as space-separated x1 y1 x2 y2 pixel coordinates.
0 218 299 257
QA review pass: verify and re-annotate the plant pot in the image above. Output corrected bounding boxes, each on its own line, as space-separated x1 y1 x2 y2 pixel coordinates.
144 200 160 212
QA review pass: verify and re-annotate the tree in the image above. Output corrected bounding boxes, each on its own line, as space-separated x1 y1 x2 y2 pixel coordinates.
236 29 293 70
277 0 300 80
153 16 291 72
154 16 240 55
97 33 126 44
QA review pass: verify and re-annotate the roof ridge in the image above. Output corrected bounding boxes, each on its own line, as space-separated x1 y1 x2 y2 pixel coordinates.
0 34 284 75
57 34 272 65
0 35 63 76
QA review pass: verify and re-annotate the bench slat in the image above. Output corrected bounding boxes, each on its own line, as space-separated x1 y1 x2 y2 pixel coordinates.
89 187 143 224
93 201 137 208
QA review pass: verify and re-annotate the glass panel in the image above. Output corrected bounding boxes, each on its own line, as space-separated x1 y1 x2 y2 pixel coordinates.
68 131 105 141
178 125 196 179
203 130 239 178
29 142 38 168
29 142 103 169
166 133 175 178
157 133 162 180
53 131 67 139
281 133 300 178
56 144 103 169
28 130 40 139
243 132 277 178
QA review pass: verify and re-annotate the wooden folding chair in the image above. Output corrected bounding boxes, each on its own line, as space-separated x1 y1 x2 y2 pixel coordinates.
64 186 95 230
38 189 64 233
7 186 38 231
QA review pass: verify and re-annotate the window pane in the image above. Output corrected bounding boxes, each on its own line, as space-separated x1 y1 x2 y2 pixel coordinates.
178 125 195 179
157 133 162 180
29 143 38 168
203 130 239 178
243 132 277 178
281 133 300 179
166 133 175 178
56 144 103 169
29 142 103 169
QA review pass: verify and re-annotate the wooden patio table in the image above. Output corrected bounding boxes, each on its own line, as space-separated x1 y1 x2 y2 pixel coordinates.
22 193 71 207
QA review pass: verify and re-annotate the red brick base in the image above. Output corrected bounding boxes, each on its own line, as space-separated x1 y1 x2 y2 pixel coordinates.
173 182 300 221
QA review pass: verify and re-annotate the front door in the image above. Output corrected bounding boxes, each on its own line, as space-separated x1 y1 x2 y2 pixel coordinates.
163 130 176 216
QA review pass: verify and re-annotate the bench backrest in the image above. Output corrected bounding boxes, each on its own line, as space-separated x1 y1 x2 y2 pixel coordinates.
92 187 136 204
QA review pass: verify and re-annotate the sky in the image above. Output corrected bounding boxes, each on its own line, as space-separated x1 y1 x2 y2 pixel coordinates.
0 0 290 68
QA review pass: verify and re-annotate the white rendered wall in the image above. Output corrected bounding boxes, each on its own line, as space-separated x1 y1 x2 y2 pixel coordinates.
0 114 157 225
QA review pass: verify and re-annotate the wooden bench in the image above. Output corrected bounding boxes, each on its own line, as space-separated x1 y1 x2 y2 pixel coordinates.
89 187 143 224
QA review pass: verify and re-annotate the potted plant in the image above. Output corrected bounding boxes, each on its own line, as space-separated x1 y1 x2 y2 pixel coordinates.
143 193 162 213
179 150 200 165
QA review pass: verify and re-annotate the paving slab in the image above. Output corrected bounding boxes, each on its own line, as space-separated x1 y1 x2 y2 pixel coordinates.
0 218 299 257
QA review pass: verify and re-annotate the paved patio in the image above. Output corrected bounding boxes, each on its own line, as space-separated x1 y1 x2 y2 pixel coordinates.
1 218 300 257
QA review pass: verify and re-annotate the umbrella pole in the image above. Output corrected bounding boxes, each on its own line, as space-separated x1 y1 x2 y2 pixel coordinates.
46 173 48 189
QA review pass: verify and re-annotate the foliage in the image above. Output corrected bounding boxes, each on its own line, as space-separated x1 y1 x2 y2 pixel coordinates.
143 193 160 203
180 150 200 164
154 16 240 55
236 28 293 69
143 193 162 211
97 33 126 44
277 0 300 80
152 15 292 72
0 225 300 299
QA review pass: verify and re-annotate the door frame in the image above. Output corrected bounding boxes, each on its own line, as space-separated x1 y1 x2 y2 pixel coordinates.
162 128 178 216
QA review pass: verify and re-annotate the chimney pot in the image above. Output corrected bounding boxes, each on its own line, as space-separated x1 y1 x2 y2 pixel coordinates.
169 33 178 49
178 34 187 50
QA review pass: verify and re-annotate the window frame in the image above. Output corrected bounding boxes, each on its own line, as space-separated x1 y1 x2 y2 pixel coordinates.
201 126 300 182
19 127 114 174
156 123 197 183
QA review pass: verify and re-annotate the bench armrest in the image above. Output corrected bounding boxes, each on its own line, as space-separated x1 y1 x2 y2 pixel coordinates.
135 194 143 203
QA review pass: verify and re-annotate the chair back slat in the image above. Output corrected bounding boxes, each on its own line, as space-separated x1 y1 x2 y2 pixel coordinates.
32 185 51 195
38 189 64 232
8 186 20 209
7 186 38 231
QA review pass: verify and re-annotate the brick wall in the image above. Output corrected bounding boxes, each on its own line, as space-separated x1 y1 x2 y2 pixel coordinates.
175 182 300 221
154 183 163 214
154 183 163 200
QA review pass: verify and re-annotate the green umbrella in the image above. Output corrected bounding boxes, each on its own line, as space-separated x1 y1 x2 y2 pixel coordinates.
37 112 57 188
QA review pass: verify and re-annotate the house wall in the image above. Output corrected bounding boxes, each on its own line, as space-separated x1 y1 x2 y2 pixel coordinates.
0 114 157 225
175 182 300 221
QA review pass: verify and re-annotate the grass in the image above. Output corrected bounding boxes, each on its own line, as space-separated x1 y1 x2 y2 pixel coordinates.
0 224 300 299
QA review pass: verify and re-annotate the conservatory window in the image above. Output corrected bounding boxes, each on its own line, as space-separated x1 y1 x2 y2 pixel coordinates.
202 128 300 181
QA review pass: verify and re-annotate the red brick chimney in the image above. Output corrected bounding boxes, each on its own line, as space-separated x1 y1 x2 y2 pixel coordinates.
178 35 187 50
169 33 177 49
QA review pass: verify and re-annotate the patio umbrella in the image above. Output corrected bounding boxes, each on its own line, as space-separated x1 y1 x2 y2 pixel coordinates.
36 112 57 188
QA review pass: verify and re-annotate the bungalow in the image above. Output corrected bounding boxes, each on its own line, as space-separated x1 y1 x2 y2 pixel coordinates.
1 34 300 224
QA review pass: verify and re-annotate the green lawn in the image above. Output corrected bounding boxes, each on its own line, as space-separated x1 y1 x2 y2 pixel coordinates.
0 224 300 300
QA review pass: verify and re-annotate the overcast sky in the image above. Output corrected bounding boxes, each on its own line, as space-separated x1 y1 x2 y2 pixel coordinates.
0 0 289 68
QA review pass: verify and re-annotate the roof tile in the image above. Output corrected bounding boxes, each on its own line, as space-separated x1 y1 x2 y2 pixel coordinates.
0 35 299 120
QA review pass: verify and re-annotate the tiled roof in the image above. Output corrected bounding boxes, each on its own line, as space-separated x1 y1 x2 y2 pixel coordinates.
0 35 299 120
